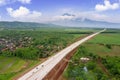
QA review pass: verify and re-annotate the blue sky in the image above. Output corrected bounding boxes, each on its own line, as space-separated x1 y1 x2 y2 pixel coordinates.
0 0 120 23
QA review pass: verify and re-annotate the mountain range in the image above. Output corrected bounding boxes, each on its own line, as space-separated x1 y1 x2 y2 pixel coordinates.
0 21 57 29
52 18 120 28
0 18 120 29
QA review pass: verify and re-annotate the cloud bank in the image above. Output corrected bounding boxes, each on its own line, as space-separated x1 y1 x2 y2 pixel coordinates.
7 6 42 21
0 0 31 6
95 0 119 11
53 13 75 21
0 0 8 6
18 0 31 4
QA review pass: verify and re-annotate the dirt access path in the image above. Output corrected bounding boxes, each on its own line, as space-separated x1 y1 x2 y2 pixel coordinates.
97 58 110 77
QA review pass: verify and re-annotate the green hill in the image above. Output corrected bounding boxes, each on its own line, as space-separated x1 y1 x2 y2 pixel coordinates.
0 21 57 29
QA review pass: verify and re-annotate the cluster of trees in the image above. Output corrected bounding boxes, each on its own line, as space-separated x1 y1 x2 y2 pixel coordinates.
64 46 108 80
0 21 55 29
105 44 112 49
65 46 120 80
102 56 120 79
0 30 81 60
1 47 39 59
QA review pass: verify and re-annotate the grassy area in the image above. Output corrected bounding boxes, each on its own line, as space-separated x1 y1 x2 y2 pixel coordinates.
0 27 96 80
64 28 100 32
64 30 120 80
84 44 120 57
85 30 120 56
0 56 39 80
0 56 26 80
88 33 120 45
0 56 26 74
63 46 108 80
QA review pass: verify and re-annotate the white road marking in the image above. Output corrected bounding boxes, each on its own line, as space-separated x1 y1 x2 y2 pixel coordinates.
17 29 106 80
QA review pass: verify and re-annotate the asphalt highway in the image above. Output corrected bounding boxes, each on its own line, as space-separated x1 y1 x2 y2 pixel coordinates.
17 29 106 80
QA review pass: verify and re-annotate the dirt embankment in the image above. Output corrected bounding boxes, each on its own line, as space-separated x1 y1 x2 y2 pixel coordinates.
43 48 78 80
97 58 110 76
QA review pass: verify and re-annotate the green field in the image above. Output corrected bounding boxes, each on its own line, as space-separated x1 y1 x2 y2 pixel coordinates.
0 56 26 80
64 28 100 32
88 32 120 45
0 28 94 60
0 56 39 80
64 30 120 80
0 56 26 74
84 44 120 57
86 31 120 56
0 27 95 80
64 46 108 80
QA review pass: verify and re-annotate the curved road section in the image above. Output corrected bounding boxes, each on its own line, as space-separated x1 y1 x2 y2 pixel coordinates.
17 29 106 80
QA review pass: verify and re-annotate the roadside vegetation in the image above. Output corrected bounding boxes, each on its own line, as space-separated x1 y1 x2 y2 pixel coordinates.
0 56 39 80
0 28 86 59
64 29 120 80
0 27 95 80
64 46 108 80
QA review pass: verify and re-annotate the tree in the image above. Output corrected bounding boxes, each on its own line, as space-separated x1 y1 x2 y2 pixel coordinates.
105 44 112 49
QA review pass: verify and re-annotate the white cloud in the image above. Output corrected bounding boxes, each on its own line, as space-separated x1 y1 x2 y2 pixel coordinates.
0 0 7 6
86 13 108 21
73 12 109 21
54 13 75 21
18 0 31 4
95 0 119 11
0 15 1 20
42 11 120 24
7 6 42 21
54 15 74 21
0 0 31 6
49 11 110 23
7 6 29 18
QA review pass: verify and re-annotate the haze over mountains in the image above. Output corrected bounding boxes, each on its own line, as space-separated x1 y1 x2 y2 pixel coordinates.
53 18 120 28
0 0 120 29
0 21 57 29
0 18 120 29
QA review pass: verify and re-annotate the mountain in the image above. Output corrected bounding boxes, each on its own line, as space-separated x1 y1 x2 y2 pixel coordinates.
0 19 120 29
0 21 58 29
52 18 120 28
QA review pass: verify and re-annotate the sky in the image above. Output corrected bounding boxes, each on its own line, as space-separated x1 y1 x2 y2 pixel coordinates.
0 0 120 23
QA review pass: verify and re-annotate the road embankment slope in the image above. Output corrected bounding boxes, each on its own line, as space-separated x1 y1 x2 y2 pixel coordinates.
17 29 106 80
